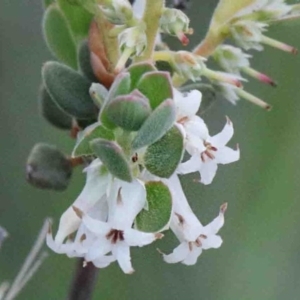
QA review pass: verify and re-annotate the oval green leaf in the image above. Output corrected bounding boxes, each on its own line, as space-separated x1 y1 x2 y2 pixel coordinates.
144 126 184 178
43 5 78 69
127 62 156 90
39 85 73 130
90 139 132 182
42 61 98 119
137 71 173 109
106 91 151 131
135 181 172 232
72 123 115 157
132 99 176 150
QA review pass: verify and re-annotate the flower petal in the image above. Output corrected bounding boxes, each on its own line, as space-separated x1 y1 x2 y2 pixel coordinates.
210 120 234 147
216 147 240 164
93 255 116 268
163 242 190 264
109 179 146 229
85 238 111 261
175 89 202 119
182 246 202 266
82 215 110 236
124 228 158 247
199 160 218 185
202 235 223 249
178 155 202 175
113 242 134 274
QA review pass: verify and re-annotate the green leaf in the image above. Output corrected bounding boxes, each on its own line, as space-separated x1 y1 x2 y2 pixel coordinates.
42 61 98 119
89 83 108 108
135 181 172 232
144 126 184 178
90 139 132 182
127 62 156 90
137 71 173 109
132 99 176 150
57 0 93 42
100 72 131 129
26 143 72 191
42 5 78 69
38 85 72 130
107 72 131 101
78 39 98 82
105 91 151 131
72 123 114 157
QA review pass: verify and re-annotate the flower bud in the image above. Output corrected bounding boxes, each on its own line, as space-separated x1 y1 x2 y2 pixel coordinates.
115 25 147 72
100 0 133 25
160 8 193 45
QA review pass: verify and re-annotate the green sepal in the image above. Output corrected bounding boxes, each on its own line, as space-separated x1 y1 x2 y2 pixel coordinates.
127 62 156 90
78 39 98 82
38 85 72 130
135 181 172 232
137 71 173 109
42 61 98 120
105 90 151 131
90 139 132 182
72 122 115 157
100 72 131 129
42 5 78 69
89 83 108 108
57 0 93 42
132 99 176 150
144 126 184 178
26 143 72 191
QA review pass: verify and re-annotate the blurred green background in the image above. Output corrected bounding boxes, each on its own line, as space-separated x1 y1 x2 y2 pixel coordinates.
1 1 300 299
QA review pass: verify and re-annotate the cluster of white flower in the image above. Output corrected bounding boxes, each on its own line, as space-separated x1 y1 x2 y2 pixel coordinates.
209 0 298 107
47 88 238 273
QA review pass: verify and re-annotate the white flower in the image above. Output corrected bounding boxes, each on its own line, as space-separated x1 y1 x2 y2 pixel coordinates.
178 118 240 185
51 159 111 244
100 0 133 25
213 45 251 76
230 20 267 51
47 178 162 274
81 179 162 274
173 88 208 155
162 175 226 265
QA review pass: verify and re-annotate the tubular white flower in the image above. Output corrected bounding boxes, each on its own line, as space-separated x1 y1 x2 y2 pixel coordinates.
230 20 267 51
53 159 111 244
162 175 226 265
48 178 162 274
100 0 133 25
213 45 251 76
173 88 208 156
81 179 161 274
178 118 240 185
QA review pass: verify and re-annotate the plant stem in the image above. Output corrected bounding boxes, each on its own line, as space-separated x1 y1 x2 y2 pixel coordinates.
67 259 99 300
135 0 165 62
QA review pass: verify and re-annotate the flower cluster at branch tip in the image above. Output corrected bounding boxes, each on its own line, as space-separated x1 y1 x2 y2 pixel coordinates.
23 0 300 277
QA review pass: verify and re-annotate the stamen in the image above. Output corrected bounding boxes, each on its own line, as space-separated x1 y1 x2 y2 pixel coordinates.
106 229 124 244
261 35 298 54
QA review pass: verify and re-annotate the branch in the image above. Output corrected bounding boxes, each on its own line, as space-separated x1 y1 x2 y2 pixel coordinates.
67 259 99 300
135 0 165 62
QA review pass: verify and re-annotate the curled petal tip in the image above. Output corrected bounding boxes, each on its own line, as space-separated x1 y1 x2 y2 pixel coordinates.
72 206 83 219
155 233 164 240
225 116 232 125
156 248 164 255
220 203 228 214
